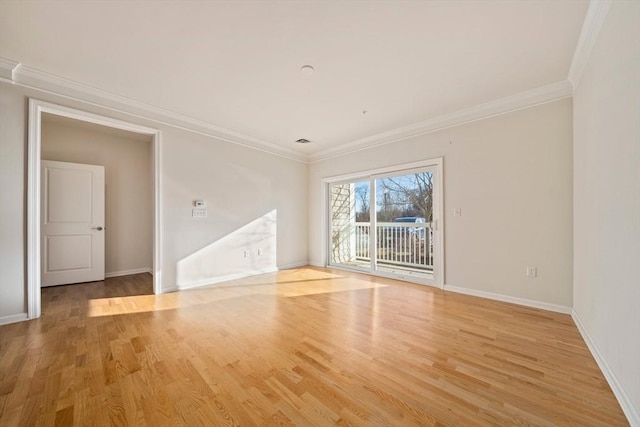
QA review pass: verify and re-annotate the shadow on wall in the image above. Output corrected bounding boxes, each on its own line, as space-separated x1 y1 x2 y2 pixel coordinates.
176 210 277 289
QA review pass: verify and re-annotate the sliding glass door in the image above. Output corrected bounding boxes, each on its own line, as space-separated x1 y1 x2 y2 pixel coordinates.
328 160 442 286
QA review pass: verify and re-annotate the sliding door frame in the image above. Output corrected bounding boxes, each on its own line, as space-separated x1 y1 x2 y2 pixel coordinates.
321 158 444 288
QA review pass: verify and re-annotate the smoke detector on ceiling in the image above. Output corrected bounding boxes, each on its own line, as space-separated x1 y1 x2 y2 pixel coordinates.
295 138 312 144
300 65 315 75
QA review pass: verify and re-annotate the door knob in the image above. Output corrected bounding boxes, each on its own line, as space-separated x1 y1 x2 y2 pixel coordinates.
92 226 104 231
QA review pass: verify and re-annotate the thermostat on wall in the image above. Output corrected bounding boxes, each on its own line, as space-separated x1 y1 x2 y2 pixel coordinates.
194 200 205 207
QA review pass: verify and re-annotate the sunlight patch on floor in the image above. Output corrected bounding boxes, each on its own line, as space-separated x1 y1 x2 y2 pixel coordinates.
87 267 388 317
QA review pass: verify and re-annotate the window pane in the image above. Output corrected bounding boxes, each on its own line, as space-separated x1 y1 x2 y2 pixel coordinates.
375 171 433 222
329 180 370 270
375 171 433 275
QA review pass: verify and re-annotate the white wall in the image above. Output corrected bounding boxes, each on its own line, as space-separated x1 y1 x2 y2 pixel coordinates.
573 0 640 422
42 115 153 277
0 81 27 319
0 81 308 321
160 125 308 290
309 99 574 308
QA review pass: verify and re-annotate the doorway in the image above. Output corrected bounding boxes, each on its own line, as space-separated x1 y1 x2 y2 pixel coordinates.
325 159 444 287
27 99 162 319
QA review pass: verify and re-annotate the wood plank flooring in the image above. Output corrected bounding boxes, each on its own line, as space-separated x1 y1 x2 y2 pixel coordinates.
0 267 628 426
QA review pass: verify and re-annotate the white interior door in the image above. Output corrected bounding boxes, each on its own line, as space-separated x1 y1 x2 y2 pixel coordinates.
41 160 105 286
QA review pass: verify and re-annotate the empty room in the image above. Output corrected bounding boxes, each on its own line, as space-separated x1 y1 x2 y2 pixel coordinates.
0 0 638 425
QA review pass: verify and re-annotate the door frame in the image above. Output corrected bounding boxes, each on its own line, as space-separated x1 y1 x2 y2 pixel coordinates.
320 158 445 288
27 98 162 319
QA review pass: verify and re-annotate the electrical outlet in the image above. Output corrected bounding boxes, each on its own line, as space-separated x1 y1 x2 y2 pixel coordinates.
192 208 207 217
257 249 262 256
526 266 537 277
243 250 249 258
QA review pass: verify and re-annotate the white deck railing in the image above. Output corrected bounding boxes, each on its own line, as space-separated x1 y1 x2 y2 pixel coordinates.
354 222 433 271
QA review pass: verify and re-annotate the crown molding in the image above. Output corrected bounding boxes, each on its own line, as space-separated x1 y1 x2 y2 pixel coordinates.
568 0 612 90
4 58 575 165
0 58 20 82
309 80 573 163
6 62 307 162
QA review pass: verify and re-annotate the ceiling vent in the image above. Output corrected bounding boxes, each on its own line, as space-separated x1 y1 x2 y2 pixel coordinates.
295 138 312 144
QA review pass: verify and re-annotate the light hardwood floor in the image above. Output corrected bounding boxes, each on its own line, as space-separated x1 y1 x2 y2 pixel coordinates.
0 267 628 426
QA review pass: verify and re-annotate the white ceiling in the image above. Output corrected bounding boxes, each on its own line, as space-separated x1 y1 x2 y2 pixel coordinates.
0 1 588 160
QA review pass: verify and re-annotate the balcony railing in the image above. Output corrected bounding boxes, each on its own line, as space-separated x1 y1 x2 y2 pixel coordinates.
354 222 433 271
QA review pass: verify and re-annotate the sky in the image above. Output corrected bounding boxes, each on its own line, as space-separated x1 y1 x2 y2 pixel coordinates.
352 172 432 214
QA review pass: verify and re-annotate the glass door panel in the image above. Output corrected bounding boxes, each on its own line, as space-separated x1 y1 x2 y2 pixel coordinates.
374 170 433 278
329 180 370 270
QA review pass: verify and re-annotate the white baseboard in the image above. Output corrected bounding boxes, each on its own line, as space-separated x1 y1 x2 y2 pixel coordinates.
572 309 639 427
0 312 28 325
278 261 309 270
444 284 572 314
177 267 279 291
167 263 309 293
105 268 152 278
308 260 324 268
